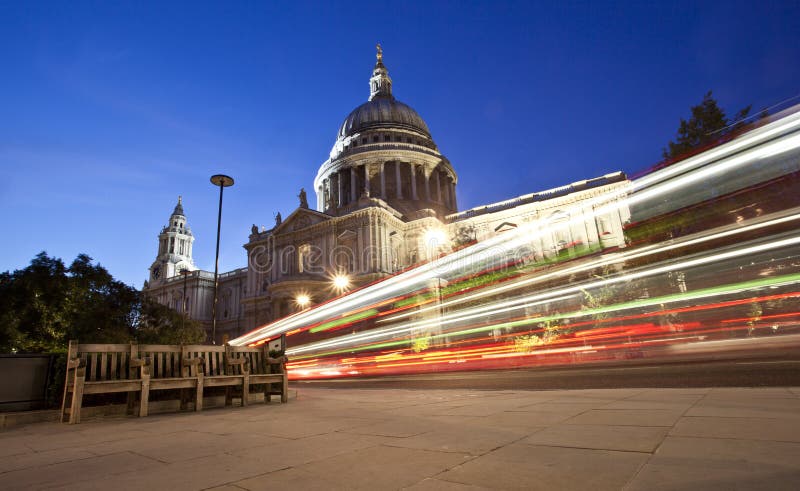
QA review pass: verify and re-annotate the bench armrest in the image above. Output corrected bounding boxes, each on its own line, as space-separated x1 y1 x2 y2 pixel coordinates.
67 357 84 369
182 357 205 367
130 357 149 367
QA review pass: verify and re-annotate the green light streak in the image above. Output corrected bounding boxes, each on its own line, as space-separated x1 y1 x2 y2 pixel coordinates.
309 309 378 333
290 272 800 361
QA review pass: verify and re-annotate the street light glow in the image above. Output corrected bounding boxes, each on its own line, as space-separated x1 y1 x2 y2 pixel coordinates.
424 228 448 248
296 294 311 308
333 274 350 290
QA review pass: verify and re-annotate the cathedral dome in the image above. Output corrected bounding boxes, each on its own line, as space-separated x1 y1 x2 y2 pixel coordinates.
314 45 458 220
337 98 431 140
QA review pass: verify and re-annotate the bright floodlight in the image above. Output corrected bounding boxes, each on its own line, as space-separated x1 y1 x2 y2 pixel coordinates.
333 274 350 290
295 294 310 308
424 228 448 248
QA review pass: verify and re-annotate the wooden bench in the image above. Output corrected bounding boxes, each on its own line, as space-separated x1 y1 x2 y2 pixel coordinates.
61 341 147 424
227 345 289 403
137 344 202 417
62 341 289 424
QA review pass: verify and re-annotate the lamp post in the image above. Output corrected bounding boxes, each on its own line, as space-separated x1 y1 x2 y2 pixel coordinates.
210 174 234 344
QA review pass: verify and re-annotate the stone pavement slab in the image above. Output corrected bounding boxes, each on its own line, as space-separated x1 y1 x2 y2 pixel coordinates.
1 386 799 490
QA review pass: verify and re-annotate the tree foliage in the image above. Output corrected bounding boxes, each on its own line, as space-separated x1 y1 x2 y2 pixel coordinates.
0 252 205 353
663 91 752 161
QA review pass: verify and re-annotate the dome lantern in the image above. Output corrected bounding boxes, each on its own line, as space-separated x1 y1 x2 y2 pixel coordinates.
369 43 393 101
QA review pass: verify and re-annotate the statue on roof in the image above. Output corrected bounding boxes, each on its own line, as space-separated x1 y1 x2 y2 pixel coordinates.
275 212 282 226
298 188 308 209
251 224 258 235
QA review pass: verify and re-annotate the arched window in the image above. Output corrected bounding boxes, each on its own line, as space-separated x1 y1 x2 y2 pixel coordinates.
548 211 572 252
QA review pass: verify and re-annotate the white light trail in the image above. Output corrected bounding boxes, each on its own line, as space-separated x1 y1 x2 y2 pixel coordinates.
230 106 800 347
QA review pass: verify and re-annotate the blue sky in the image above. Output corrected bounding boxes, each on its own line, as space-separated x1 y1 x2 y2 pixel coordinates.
1 1 799 287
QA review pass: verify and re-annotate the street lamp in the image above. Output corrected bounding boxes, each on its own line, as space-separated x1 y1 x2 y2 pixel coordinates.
210 174 234 344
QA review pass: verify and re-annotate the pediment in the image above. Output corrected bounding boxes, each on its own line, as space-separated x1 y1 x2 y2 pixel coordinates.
338 229 357 241
273 208 331 234
494 222 518 233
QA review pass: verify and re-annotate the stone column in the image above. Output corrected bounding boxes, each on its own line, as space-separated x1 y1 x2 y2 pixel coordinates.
425 167 431 201
350 167 357 202
323 178 330 210
338 170 345 207
410 164 418 200
364 164 371 196
380 162 386 198
435 170 442 203
450 181 457 210
317 186 323 211
395 162 403 199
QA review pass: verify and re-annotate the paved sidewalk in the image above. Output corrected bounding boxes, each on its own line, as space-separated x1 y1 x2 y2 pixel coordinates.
2 386 800 490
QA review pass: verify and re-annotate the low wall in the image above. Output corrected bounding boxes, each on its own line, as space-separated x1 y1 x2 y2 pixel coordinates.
0 354 56 412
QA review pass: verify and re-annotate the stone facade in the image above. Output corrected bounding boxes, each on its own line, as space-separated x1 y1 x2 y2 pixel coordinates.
143 48 630 343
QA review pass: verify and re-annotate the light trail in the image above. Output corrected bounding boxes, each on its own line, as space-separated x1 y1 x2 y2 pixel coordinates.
230 105 800 381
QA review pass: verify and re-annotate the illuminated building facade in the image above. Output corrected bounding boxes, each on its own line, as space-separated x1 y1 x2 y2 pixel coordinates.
144 47 630 343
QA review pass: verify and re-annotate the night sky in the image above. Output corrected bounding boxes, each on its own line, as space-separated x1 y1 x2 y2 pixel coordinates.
2 1 799 287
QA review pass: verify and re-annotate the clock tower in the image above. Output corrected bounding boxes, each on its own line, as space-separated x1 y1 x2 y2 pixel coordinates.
149 196 197 284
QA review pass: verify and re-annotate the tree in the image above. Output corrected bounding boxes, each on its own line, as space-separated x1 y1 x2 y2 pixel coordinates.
663 91 752 161
0 252 205 353
135 297 206 345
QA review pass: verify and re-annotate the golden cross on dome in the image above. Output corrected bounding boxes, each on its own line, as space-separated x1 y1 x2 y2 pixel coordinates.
376 43 383 62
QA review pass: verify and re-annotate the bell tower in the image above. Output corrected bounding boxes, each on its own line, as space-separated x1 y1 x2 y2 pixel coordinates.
149 196 197 284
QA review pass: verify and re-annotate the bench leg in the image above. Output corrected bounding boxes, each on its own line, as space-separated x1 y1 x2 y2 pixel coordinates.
264 382 271 403
139 377 150 417
242 374 249 406
69 371 85 424
195 376 203 411
281 374 288 403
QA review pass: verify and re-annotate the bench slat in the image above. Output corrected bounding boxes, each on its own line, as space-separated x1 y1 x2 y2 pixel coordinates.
100 353 108 380
110 353 118 379
81 380 142 394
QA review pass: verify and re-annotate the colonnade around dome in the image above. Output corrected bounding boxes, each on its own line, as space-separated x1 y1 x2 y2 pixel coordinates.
316 160 456 217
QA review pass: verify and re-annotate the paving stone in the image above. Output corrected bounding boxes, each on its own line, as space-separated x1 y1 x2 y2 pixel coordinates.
233 466 343 490
382 422 528 455
0 446 96 474
292 444 471 490
465 410 558 430
599 399 695 411
523 423 668 452
626 436 800 491
512 401 600 416
565 409 683 427
2 451 163 490
491 409 576 425
228 430 390 467
670 416 800 442
438 442 648 490
339 418 437 437
704 387 797 399
87 450 286 491
403 477 492 490
686 394 800 418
